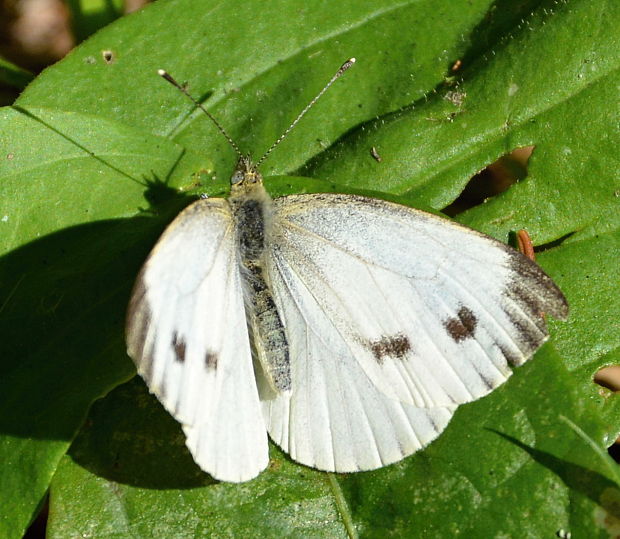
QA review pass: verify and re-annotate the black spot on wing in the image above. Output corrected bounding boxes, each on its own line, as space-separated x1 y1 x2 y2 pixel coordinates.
172 332 186 363
368 334 411 364
205 351 218 370
443 307 498 390
444 306 477 342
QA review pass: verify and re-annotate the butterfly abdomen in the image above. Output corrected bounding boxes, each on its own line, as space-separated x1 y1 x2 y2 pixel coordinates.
233 191 291 393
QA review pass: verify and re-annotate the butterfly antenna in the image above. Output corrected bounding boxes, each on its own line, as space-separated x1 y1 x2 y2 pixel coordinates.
157 69 243 159
253 57 356 169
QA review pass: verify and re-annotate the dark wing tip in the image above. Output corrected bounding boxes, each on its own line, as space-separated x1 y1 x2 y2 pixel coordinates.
505 247 569 321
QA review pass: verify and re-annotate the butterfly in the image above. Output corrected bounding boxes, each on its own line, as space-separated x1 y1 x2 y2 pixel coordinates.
125 59 568 482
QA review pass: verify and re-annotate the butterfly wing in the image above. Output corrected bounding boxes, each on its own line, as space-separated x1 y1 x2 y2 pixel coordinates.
261 193 567 472
126 198 268 482
260 266 456 471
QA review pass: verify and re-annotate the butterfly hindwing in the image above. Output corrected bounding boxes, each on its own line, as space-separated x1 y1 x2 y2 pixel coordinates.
259 193 567 471
262 251 456 471
126 198 268 482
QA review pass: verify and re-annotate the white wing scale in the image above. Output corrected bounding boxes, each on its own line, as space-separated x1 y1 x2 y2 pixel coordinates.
126 198 268 482
259 193 567 471
263 249 455 471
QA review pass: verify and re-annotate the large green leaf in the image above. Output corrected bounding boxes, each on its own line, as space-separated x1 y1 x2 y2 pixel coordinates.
1 0 618 536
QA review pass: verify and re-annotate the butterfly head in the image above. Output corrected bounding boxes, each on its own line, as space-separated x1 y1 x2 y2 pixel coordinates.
230 155 264 196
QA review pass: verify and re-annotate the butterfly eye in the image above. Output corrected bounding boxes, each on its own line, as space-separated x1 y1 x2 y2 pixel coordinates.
231 170 245 185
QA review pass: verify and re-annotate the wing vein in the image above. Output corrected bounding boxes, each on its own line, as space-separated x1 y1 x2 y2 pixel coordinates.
404 278 474 402
272 249 385 469
277 217 438 278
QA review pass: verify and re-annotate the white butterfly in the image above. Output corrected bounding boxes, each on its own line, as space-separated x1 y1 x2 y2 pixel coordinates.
126 59 568 482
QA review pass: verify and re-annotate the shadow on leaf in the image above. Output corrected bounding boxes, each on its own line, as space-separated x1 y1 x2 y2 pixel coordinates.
493 431 620 519
68 377 215 489
0 178 192 447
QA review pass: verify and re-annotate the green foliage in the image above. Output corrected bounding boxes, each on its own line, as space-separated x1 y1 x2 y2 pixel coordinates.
0 57 34 90
0 0 618 537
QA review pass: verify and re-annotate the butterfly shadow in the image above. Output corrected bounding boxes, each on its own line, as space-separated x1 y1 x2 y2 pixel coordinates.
0 170 202 483
67 377 216 489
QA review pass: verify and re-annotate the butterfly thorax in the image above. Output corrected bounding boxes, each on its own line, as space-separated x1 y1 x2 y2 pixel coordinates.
229 157 291 394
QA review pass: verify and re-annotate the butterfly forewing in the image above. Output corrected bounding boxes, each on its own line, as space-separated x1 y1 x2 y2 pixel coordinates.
257 193 567 471
126 198 268 482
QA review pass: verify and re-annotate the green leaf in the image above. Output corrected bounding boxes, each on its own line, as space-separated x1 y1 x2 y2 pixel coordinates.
16 0 495 181
47 343 620 538
1 0 618 536
303 0 620 244
0 57 34 90
48 379 350 538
